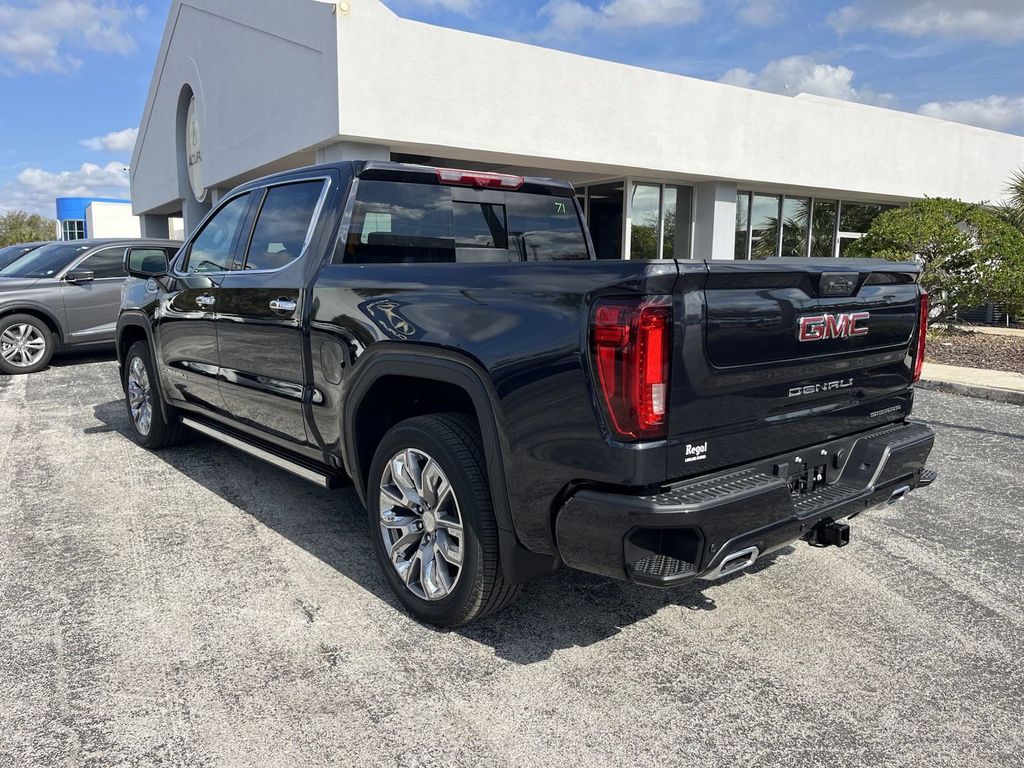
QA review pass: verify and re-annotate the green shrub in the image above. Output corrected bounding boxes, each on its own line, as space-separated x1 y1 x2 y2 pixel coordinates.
846 198 1024 323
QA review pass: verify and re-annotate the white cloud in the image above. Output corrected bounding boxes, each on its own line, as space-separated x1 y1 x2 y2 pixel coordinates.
387 0 480 13
829 0 1024 42
0 0 146 75
539 0 703 38
720 55 895 106
81 127 138 152
918 95 1024 132
735 0 790 27
0 161 129 216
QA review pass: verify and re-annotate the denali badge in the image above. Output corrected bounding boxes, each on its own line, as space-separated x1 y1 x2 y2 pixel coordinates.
789 379 854 398
798 312 870 342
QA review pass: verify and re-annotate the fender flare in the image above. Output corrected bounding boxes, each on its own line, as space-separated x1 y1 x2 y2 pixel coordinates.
115 312 156 366
116 312 173 423
0 302 66 346
343 346 558 584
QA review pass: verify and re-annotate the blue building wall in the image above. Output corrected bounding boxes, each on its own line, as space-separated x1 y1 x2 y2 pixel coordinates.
55 197 131 238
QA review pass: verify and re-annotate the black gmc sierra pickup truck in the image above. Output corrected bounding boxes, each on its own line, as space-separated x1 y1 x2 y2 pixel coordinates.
117 161 936 626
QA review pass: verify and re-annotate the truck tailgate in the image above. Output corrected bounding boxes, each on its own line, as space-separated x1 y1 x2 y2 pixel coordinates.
666 258 923 480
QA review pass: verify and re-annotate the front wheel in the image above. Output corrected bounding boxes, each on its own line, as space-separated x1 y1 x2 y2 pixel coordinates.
368 414 521 627
123 341 189 449
0 314 54 374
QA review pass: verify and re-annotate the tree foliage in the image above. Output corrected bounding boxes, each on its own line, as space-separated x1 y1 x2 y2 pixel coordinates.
0 210 56 247
846 198 1024 323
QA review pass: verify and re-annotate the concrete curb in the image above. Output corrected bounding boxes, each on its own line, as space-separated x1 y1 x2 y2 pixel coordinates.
916 379 1024 406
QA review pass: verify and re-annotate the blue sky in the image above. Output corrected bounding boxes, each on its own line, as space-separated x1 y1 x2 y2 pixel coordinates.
1 0 1022 216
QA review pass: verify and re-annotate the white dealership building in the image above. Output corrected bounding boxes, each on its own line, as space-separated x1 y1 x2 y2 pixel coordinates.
131 0 1024 261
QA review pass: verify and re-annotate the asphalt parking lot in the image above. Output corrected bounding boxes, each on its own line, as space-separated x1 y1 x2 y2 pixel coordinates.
1 355 1022 767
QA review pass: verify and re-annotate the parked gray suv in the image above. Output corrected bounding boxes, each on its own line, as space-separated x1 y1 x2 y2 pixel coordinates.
0 238 181 374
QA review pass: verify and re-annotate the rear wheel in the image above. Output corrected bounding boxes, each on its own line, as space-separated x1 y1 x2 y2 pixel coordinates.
0 314 54 374
368 414 521 627
123 341 189 449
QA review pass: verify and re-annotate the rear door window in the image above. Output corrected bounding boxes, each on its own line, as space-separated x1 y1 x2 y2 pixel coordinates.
243 181 325 271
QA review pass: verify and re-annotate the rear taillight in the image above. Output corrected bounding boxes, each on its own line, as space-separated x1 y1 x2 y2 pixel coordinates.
591 297 672 441
912 290 929 383
435 168 525 190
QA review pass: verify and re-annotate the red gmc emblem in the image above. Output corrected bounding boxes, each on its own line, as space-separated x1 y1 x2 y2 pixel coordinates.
798 312 870 342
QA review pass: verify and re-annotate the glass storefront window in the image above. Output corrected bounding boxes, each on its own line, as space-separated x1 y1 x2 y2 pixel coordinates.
577 180 695 260
735 192 751 260
663 185 692 259
838 236 862 257
840 202 883 233
810 200 837 258
736 193 900 260
587 182 624 260
62 220 86 240
750 194 780 260
630 183 661 260
780 196 810 257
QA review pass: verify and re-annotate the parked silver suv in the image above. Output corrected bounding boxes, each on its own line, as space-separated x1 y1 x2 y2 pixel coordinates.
0 238 180 374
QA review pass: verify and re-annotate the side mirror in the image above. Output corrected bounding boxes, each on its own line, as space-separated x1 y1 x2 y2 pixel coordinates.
64 269 94 284
125 247 170 279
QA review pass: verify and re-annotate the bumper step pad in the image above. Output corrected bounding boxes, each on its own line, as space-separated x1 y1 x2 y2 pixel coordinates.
631 554 698 580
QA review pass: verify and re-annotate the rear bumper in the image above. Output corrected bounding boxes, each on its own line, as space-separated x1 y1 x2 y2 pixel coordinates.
554 421 936 587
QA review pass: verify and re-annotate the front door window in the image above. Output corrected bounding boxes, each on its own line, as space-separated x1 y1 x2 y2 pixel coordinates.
183 193 251 274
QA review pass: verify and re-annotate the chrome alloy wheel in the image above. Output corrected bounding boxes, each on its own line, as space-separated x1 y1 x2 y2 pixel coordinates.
0 324 46 368
379 448 465 601
126 356 153 436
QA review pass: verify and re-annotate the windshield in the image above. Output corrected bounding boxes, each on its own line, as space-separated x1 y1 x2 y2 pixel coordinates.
0 242 93 278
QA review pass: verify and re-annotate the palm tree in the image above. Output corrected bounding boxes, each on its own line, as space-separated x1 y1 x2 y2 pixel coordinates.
751 200 839 259
998 167 1024 233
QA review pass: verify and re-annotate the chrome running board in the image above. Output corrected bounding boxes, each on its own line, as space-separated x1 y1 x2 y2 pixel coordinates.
181 417 340 489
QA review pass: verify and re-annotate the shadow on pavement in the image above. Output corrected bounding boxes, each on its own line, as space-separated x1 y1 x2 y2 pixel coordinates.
51 348 118 368
918 418 1024 441
0 348 116 383
90 398 792 664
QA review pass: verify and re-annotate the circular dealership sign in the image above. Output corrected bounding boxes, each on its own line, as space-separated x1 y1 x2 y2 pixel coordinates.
186 96 206 202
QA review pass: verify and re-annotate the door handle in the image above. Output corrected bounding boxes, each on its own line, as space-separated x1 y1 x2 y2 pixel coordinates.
195 294 215 307
269 298 297 314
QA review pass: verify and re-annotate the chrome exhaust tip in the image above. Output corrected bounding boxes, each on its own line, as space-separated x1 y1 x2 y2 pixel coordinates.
701 546 760 581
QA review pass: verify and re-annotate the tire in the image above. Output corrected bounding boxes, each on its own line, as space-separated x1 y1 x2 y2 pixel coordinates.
368 413 521 627
0 314 55 374
123 341 189 449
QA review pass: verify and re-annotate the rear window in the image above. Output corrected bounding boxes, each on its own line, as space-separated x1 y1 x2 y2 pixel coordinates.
339 180 587 264
507 194 588 261
453 201 508 249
